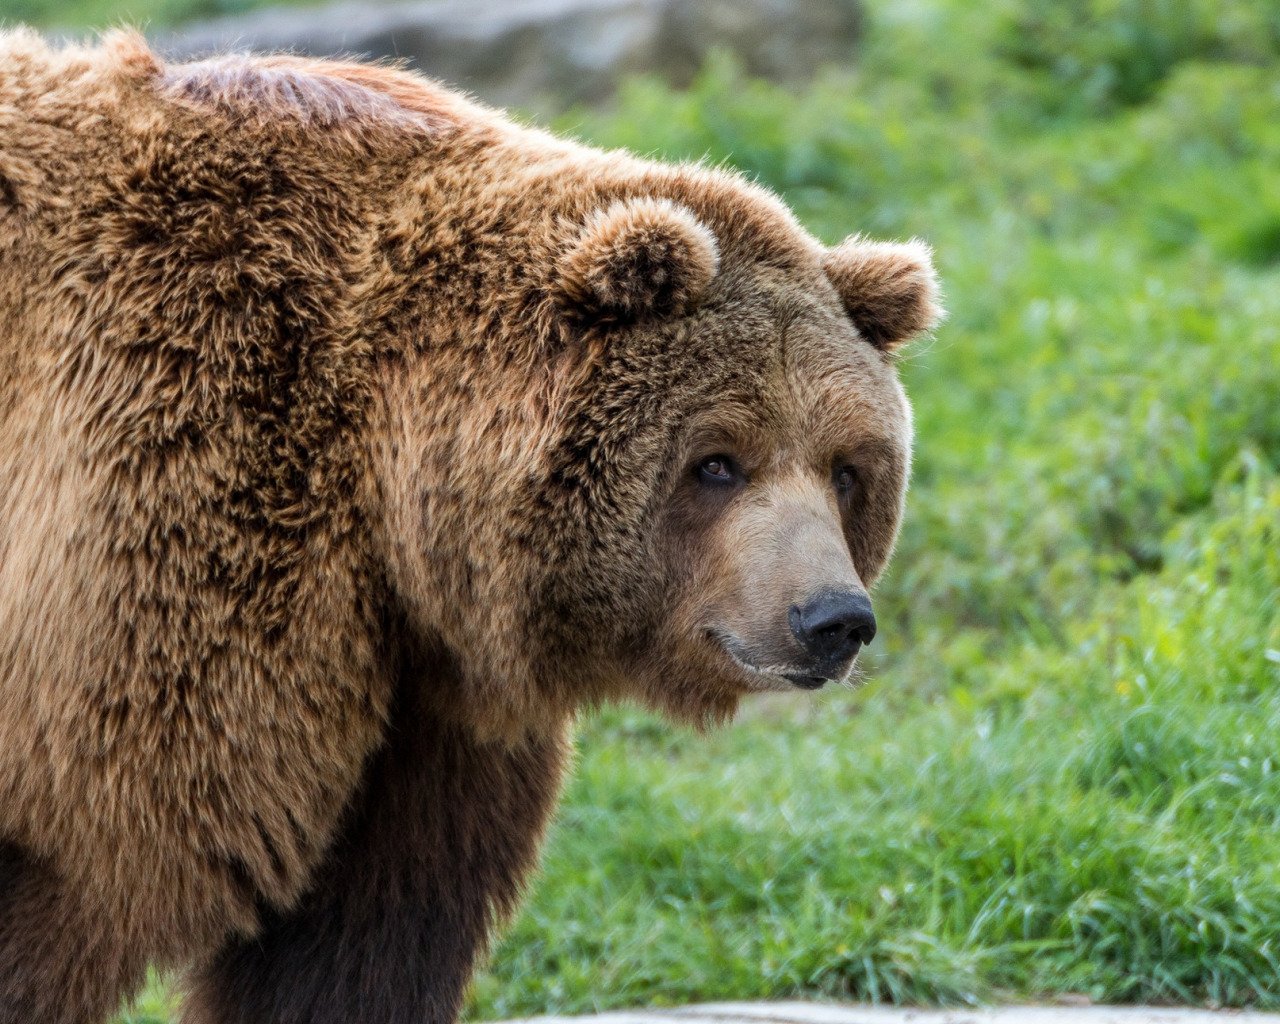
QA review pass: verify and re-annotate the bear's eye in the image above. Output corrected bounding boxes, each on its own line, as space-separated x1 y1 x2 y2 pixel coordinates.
835 465 858 494
697 455 739 487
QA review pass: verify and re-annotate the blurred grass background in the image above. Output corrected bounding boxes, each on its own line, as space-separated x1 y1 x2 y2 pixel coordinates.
7 0 1276 1018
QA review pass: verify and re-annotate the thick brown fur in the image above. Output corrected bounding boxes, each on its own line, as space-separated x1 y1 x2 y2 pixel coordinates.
0 29 940 1024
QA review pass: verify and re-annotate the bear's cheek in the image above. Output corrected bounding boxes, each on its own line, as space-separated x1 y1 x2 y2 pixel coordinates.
636 488 800 694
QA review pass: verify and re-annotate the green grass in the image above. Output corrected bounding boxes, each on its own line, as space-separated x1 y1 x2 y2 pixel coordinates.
473 472 1280 1014
91 0 1280 1018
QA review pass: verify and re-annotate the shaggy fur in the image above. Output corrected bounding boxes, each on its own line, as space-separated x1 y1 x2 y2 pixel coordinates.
0 29 941 1024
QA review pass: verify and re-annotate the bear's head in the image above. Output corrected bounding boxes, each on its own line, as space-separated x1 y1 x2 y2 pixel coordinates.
533 182 940 725
377 169 940 736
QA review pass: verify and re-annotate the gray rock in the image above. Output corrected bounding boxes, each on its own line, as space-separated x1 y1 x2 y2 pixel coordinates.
148 0 862 110
498 999 1280 1024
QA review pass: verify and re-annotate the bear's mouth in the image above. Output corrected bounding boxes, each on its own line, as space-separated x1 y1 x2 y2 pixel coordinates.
780 672 828 690
706 629 832 691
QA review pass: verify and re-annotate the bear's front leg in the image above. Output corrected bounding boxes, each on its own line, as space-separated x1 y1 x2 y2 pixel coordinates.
0 842 149 1024
180 679 570 1024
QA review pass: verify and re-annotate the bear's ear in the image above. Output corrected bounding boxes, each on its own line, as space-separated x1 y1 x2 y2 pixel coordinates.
823 236 943 352
558 198 720 322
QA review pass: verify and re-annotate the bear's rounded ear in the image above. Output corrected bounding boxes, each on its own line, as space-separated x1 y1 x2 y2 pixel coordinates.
558 198 720 322
823 236 943 352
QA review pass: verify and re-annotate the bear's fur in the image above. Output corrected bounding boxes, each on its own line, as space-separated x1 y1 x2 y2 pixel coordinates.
0 30 941 1024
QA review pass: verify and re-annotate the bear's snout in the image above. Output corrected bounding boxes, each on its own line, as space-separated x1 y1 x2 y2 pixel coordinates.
787 590 877 682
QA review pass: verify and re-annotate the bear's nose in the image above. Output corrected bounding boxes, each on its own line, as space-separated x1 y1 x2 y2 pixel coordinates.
789 590 877 672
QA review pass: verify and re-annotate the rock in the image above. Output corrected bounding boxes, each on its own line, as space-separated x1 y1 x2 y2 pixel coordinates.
498 1000 1280 1024
148 0 862 110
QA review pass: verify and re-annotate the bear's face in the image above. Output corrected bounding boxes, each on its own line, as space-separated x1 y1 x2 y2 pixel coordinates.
652 295 910 696
543 193 941 723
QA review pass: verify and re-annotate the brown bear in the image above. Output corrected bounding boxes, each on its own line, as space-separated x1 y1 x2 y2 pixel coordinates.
0 29 941 1024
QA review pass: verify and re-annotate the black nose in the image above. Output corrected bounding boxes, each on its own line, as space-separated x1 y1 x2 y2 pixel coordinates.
789 590 877 670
